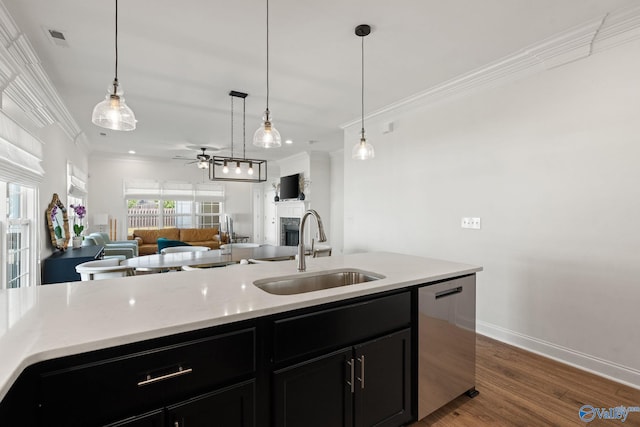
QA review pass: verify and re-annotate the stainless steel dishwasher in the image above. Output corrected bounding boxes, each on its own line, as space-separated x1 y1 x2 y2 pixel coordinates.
418 274 478 419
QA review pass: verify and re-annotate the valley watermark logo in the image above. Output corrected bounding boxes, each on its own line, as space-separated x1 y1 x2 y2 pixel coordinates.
579 405 640 423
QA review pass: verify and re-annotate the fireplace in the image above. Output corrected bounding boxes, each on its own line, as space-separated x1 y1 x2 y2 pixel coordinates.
280 217 300 246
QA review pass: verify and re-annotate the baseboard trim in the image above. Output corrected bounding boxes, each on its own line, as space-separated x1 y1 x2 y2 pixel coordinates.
477 320 640 390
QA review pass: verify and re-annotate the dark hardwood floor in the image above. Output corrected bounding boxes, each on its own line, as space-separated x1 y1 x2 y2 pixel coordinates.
412 334 640 426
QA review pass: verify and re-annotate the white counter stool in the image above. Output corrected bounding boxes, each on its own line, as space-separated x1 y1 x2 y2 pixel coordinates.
75 258 135 281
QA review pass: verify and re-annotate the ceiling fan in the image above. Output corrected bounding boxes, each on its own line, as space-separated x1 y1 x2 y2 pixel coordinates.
172 147 218 169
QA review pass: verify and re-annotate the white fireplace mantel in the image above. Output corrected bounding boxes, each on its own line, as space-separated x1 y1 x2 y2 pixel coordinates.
275 200 309 245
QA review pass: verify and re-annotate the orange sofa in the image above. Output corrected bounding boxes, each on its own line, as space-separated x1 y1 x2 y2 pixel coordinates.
129 228 226 255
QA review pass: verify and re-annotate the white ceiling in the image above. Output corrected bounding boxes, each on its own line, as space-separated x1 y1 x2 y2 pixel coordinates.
2 0 636 163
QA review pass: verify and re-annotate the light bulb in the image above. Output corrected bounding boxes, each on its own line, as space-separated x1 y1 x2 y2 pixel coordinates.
247 162 254 176
235 162 242 174
253 110 282 148
92 82 136 131
352 134 375 160
222 160 229 174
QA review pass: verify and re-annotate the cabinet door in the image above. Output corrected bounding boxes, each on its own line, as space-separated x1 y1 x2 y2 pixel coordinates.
273 348 353 427
166 380 254 427
354 329 412 427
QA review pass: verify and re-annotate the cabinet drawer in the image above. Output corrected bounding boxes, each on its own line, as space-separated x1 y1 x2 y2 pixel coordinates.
273 292 411 363
39 327 255 426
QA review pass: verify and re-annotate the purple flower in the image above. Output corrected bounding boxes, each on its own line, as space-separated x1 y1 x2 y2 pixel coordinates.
70 204 87 237
70 204 87 220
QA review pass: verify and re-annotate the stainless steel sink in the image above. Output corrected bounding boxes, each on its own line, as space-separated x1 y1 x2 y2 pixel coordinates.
253 269 385 295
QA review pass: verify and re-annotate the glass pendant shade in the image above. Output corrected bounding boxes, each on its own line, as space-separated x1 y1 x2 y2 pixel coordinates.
92 82 136 131
253 111 281 148
352 132 375 160
197 160 209 169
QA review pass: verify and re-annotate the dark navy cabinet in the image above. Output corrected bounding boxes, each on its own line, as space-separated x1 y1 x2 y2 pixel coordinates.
41 245 103 284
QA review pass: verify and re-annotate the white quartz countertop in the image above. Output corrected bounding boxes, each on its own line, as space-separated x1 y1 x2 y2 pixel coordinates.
0 252 481 401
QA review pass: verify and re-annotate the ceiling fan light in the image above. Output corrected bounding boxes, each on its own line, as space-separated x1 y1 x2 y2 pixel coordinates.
197 159 209 169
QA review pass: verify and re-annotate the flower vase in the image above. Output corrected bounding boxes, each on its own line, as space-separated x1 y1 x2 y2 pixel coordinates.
72 236 83 249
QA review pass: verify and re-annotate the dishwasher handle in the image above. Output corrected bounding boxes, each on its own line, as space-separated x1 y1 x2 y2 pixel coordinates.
435 286 463 299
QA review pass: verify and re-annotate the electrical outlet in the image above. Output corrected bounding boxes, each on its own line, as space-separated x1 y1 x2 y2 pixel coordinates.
471 217 481 229
461 217 481 229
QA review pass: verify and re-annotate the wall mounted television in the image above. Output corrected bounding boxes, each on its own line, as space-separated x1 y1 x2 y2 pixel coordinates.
279 173 299 200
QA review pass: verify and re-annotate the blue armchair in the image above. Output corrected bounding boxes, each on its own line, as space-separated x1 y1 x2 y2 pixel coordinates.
88 232 139 257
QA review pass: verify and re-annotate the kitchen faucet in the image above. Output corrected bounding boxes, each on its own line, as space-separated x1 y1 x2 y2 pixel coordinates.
297 209 327 272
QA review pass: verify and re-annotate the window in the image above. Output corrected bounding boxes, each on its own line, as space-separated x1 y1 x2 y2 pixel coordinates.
0 101 45 289
2 183 36 289
124 181 224 234
67 162 87 229
126 200 222 234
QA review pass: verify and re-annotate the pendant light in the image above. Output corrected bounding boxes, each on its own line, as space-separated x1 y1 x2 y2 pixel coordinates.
253 0 282 148
210 91 267 182
352 24 375 160
91 0 137 131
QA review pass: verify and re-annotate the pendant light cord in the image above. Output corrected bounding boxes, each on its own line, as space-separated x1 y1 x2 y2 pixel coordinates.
361 34 365 136
243 96 246 159
114 0 119 85
230 95 235 158
266 0 270 112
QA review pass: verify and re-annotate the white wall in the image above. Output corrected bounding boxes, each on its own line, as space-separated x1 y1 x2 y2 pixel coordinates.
329 150 344 255
38 124 89 257
88 155 253 238
343 39 640 387
309 152 331 246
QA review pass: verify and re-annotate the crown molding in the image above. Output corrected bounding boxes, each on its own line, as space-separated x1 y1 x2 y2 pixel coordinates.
592 5 640 53
341 5 640 130
0 1 88 147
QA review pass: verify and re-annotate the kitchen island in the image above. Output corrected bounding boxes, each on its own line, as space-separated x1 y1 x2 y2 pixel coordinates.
0 252 482 425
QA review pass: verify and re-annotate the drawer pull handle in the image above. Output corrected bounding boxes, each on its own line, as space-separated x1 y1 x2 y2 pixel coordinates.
435 286 463 299
137 366 193 387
